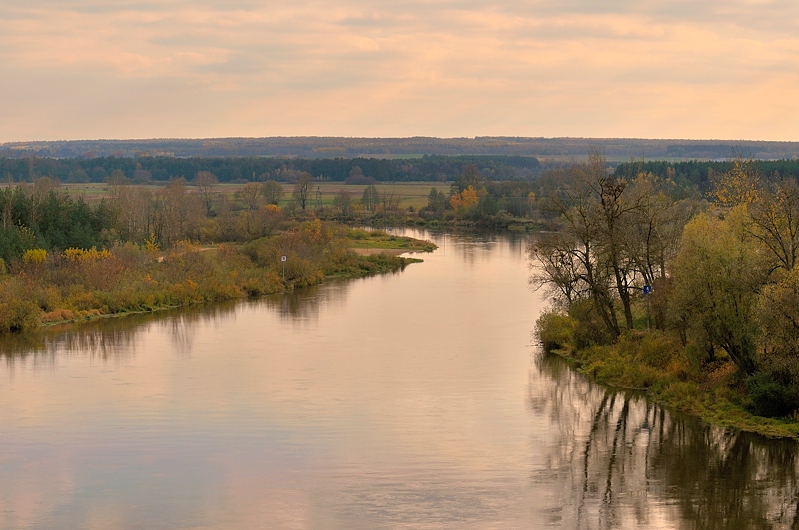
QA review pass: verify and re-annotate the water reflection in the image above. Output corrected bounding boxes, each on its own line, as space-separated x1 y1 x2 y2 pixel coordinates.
1 302 242 364
3 229 799 529
259 280 353 322
534 353 799 529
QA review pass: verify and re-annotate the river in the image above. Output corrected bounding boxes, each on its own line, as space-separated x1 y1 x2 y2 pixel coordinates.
1 229 798 529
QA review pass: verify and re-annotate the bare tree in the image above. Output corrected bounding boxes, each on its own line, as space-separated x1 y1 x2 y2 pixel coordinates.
293 173 312 210
194 171 218 216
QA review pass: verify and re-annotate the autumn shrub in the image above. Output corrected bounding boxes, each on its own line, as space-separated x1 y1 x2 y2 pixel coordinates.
236 269 282 296
63 247 112 262
536 310 575 353
0 300 40 333
22 248 47 265
616 331 683 371
0 280 41 333
568 299 613 348
35 286 62 312
111 242 152 268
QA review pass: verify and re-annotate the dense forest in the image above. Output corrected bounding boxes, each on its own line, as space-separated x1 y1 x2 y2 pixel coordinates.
5 136 799 159
533 154 799 429
615 159 799 196
0 155 540 184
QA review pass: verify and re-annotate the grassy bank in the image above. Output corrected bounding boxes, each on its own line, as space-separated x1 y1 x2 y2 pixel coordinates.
0 220 431 333
537 311 799 439
346 228 437 251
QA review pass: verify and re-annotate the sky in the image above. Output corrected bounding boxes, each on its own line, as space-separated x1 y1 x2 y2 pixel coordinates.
1 0 798 142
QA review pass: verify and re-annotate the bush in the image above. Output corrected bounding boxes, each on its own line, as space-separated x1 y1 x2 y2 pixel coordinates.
22 248 47 264
0 299 41 333
746 373 799 417
536 310 574 353
568 299 612 348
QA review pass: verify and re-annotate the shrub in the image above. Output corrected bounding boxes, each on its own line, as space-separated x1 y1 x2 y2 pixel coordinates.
746 373 799 418
568 299 612 348
63 247 111 262
22 248 47 264
536 310 574 353
0 299 41 333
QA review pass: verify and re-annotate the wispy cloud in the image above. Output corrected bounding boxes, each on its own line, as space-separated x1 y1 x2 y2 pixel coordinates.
1 0 798 141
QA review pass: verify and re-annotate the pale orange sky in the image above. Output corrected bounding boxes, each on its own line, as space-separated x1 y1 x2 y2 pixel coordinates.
1 0 798 142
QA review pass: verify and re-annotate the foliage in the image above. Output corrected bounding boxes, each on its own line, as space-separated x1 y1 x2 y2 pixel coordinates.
535 310 574 353
63 247 112 262
449 185 480 212
22 248 47 264
0 221 420 335
533 155 799 430
361 184 379 212
669 210 766 374
262 180 284 205
0 154 541 184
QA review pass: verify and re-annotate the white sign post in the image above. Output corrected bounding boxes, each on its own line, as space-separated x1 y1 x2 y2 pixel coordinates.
281 255 287 282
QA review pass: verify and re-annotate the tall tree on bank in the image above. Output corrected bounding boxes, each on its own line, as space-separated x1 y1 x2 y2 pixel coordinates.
531 152 696 337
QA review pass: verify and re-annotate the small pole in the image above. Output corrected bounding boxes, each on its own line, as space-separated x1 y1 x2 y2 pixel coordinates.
281 255 287 282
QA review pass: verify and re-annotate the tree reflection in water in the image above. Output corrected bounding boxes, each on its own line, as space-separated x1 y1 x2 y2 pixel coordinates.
533 353 799 529
0 302 240 364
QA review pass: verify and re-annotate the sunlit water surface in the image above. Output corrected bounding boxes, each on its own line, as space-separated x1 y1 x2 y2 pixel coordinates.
2 230 798 529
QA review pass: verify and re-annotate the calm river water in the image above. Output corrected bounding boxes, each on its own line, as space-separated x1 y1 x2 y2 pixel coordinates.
2 230 799 529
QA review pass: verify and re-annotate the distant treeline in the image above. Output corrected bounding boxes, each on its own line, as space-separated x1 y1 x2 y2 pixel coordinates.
6 136 799 159
0 155 540 184
615 159 799 194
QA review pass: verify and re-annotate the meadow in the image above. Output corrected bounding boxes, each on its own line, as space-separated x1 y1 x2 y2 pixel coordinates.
43 181 450 211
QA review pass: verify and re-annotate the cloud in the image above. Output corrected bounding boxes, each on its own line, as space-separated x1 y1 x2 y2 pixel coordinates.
1 0 799 141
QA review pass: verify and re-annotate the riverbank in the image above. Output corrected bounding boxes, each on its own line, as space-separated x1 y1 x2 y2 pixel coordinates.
0 222 433 334
537 311 799 439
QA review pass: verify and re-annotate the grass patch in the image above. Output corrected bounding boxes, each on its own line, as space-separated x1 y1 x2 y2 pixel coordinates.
346 228 437 252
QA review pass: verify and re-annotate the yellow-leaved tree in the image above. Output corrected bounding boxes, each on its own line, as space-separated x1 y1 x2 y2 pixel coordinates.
711 158 761 207
450 185 479 212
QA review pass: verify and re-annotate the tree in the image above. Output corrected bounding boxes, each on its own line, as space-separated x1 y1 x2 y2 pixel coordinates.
669 210 768 373
449 185 479 212
427 187 448 213
236 182 261 211
262 180 284 205
194 171 218 216
292 172 312 210
746 178 799 273
533 160 622 338
333 190 353 216
710 157 761 208
362 184 379 212
452 164 482 194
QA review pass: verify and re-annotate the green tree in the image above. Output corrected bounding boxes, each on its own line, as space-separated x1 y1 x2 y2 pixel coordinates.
426 187 447 213
333 190 353 216
362 184 379 213
236 182 261 211
669 209 767 373
262 180 284 205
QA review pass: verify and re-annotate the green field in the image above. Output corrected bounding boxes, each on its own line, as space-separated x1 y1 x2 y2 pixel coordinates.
31 181 451 210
